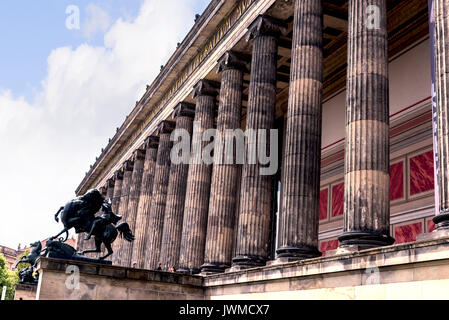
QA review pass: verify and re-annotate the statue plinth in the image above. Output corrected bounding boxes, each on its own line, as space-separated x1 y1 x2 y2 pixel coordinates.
14 283 37 300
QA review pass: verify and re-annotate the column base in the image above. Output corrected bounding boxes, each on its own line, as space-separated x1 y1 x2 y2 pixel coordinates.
276 245 322 260
200 262 229 274
338 231 395 248
231 254 266 269
433 212 449 230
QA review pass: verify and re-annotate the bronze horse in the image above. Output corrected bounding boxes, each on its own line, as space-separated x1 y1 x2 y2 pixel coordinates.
51 189 134 260
52 189 105 242
14 241 42 269
80 201 135 260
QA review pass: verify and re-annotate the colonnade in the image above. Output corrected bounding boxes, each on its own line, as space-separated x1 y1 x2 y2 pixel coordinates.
84 0 449 273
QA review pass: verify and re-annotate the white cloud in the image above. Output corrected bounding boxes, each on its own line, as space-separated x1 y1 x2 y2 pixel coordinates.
0 0 199 249
83 4 112 39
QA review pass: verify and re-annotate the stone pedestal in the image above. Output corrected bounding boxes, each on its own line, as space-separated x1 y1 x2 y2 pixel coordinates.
14 283 37 300
35 257 204 300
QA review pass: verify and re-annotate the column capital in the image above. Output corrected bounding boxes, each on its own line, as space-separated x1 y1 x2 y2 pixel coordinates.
131 149 146 162
246 15 288 42
144 135 159 149
157 120 176 135
114 169 124 181
122 159 134 172
193 79 220 98
173 102 196 119
217 51 251 73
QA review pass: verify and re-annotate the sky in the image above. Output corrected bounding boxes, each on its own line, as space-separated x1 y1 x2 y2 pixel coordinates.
0 0 210 249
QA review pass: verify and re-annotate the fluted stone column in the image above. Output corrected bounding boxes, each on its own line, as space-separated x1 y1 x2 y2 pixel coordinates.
110 169 124 260
178 79 219 274
112 160 134 265
102 178 115 260
111 170 124 213
160 102 195 270
338 0 394 248
106 178 115 202
131 136 159 269
144 121 175 270
201 52 249 273
121 149 146 267
277 0 323 260
232 15 286 268
231 167 243 260
94 186 108 258
109 169 124 259
433 0 449 230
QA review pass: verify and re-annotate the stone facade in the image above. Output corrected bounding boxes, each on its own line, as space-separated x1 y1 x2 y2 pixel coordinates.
69 0 449 299
0 245 18 270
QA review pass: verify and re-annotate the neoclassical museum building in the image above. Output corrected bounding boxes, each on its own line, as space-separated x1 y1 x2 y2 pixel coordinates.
67 0 449 299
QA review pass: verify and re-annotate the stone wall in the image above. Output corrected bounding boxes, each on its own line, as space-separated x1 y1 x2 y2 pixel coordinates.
14 284 37 300
203 236 449 300
35 237 449 300
36 258 204 300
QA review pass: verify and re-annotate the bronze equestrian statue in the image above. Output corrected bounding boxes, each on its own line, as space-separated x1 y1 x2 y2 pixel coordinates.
14 241 42 269
18 267 39 285
14 241 42 285
52 189 106 241
80 201 135 260
51 189 135 260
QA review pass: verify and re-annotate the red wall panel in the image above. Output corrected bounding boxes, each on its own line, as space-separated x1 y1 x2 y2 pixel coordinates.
390 162 404 201
320 239 339 256
319 189 329 221
427 220 436 233
331 183 344 217
410 151 435 195
394 222 423 244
